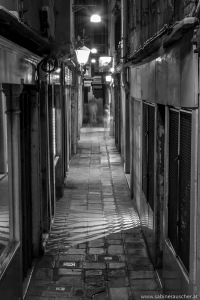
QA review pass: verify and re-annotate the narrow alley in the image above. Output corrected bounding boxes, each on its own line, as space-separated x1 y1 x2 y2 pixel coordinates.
1 1 200 298
25 127 162 300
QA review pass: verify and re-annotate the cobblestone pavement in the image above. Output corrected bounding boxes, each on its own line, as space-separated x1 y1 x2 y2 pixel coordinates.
25 127 162 300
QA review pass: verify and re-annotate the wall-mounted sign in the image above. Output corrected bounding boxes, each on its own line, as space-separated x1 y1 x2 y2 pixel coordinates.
84 79 92 87
92 84 102 89
93 76 102 84
99 56 112 72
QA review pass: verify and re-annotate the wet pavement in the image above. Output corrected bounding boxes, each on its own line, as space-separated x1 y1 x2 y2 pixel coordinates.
25 127 162 300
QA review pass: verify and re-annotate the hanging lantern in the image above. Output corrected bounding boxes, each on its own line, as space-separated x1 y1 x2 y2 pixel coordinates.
75 46 91 65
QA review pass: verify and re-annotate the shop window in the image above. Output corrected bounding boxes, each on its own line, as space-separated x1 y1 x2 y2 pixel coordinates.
168 108 191 273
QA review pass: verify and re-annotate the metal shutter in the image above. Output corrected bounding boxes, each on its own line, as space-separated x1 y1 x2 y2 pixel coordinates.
179 111 191 272
168 109 191 273
168 109 179 253
142 102 155 211
148 105 155 211
142 103 148 200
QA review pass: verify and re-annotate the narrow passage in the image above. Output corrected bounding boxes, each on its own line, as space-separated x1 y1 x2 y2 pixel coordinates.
25 127 162 300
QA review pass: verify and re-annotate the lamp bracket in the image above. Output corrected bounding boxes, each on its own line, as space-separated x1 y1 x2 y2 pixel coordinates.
72 5 95 13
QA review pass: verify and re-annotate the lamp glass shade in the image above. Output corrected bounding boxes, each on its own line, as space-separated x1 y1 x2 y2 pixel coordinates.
91 48 97 54
90 14 101 22
105 75 112 82
75 46 91 65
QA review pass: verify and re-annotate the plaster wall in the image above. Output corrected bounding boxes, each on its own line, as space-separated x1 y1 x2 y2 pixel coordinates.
25 0 41 33
130 32 196 108
54 0 72 44
0 36 39 85
0 0 18 10
129 31 198 295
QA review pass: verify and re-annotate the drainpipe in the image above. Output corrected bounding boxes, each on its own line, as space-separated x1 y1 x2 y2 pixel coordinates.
121 0 130 173
121 0 129 95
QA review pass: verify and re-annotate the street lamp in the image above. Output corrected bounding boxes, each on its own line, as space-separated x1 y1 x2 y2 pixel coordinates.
72 4 95 12
75 46 91 65
72 5 101 22
91 48 98 54
105 75 112 82
90 14 101 23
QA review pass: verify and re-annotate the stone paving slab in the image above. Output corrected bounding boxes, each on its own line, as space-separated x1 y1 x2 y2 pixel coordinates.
109 287 130 300
98 255 119 262
58 268 82 276
108 268 127 277
89 247 105 255
130 278 161 291
108 277 129 287
86 289 109 300
33 268 54 281
25 128 162 300
108 245 124 255
107 262 126 269
130 270 156 279
56 275 83 286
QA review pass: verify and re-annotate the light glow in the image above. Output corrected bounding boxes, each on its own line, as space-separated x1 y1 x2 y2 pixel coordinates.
75 46 91 65
156 57 162 62
105 75 112 82
91 58 96 63
91 48 97 54
99 56 112 65
90 14 101 23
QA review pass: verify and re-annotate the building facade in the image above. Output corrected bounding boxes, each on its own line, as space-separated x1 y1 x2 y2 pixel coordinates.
0 1 79 298
109 0 200 296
